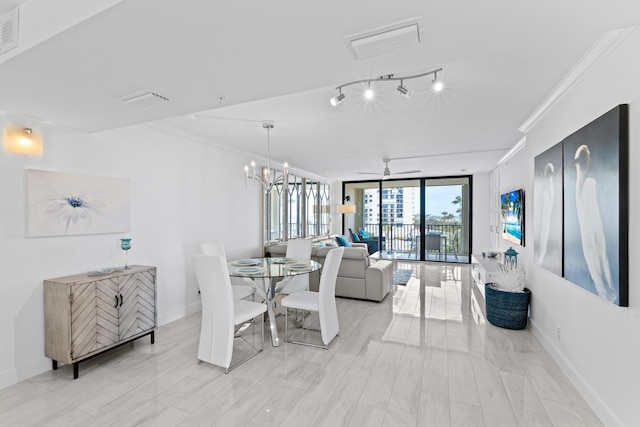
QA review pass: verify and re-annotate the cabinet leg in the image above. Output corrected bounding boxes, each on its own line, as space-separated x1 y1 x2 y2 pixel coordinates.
52 360 58 370
73 363 79 379
151 331 155 344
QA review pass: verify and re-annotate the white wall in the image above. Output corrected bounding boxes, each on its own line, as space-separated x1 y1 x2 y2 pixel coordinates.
495 28 640 427
471 172 491 254
0 123 265 388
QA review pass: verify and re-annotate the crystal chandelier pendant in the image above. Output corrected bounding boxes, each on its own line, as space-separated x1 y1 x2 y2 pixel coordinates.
243 121 289 193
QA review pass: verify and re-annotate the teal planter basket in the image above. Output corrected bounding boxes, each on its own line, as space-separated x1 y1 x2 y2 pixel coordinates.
484 284 531 330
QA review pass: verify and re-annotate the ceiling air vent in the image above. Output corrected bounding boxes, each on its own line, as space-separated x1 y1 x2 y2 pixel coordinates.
121 90 170 107
0 8 19 56
347 22 421 60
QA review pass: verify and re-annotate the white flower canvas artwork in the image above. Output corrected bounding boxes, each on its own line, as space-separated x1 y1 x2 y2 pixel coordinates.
26 169 131 237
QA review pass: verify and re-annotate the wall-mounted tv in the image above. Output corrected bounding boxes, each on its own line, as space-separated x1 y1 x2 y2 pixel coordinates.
501 189 525 246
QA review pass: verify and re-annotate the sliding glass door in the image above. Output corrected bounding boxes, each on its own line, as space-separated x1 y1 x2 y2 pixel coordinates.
423 177 470 262
343 176 471 263
380 179 420 256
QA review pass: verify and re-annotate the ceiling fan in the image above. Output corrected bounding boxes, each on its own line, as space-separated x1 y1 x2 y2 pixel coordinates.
357 159 421 179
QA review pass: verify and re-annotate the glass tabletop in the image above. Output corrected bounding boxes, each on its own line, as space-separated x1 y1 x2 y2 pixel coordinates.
370 250 403 260
227 257 321 278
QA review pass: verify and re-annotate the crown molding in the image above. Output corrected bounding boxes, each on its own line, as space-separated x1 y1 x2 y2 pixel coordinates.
146 121 251 157
497 137 527 166
145 122 331 182
519 26 636 134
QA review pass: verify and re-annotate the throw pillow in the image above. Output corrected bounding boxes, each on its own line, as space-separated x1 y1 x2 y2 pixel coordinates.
360 230 370 239
325 241 338 247
335 235 352 247
351 232 361 242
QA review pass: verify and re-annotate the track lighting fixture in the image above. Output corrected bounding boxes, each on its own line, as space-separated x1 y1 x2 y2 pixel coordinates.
329 67 442 106
397 80 414 99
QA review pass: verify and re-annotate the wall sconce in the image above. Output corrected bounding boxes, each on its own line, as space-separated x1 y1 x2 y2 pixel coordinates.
337 195 356 214
3 126 44 155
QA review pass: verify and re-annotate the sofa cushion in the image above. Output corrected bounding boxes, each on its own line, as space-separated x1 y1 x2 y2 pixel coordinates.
360 230 371 238
335 235 352 247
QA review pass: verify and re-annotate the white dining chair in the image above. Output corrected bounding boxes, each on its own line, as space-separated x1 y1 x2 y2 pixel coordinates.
275 239 313 295
192 254 266 373
281 247 344 349
199 241 256 301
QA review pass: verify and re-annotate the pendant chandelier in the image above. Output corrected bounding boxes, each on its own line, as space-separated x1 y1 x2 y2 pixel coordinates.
244 120 288 193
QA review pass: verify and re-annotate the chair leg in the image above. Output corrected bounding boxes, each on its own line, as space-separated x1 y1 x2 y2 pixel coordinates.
224 313 265 374
285 307 289 342
261 312 264 350
283 308 328 349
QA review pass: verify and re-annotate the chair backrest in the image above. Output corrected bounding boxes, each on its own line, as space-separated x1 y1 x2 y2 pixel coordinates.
200 241 226 258
318 247 344 345
285 239 312 260
280 239 313 294
192 254 234 367
425 233 441 251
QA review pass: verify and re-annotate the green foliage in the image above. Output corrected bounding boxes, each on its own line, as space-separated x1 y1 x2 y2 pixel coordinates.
451 195 462 215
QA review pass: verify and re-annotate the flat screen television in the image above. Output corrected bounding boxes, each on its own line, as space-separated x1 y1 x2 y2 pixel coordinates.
501 188 525 246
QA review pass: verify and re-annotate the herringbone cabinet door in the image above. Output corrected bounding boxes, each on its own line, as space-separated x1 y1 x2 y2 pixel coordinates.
119 271 156 341
71 279 119 359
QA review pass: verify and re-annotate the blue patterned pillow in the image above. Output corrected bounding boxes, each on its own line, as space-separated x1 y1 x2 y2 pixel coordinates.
335 235 352 247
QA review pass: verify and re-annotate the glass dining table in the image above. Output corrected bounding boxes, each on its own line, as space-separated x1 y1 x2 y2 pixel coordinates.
227 257 321 347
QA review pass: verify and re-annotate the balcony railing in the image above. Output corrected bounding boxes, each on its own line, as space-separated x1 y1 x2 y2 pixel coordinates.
360 223 465 254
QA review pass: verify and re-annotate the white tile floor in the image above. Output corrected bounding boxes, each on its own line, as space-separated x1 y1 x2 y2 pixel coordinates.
0 262 602 426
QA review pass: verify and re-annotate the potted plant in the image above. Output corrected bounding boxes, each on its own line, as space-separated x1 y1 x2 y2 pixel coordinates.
485 263 530 329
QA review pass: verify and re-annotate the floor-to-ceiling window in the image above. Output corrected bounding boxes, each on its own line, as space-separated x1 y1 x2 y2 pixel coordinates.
343 176 471 263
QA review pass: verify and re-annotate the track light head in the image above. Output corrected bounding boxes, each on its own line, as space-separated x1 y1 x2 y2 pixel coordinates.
330 92 345 107
397 81 414 99
432 72 444 92
364 82 374 100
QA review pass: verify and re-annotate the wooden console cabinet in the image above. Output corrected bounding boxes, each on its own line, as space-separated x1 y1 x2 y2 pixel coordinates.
44 265 157 379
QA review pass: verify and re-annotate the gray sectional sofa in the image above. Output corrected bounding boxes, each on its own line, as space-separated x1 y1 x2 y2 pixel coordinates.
266 235 394 302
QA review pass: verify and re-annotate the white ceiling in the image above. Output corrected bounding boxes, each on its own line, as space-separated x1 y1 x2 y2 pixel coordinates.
1 0 640 181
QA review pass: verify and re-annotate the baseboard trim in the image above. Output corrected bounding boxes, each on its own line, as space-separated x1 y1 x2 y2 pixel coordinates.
16 359 51 384
0 367 17 391
530 319 623 427
158 301 201 327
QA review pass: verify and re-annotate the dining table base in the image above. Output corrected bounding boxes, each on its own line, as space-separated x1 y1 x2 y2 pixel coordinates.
247 276 281 347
